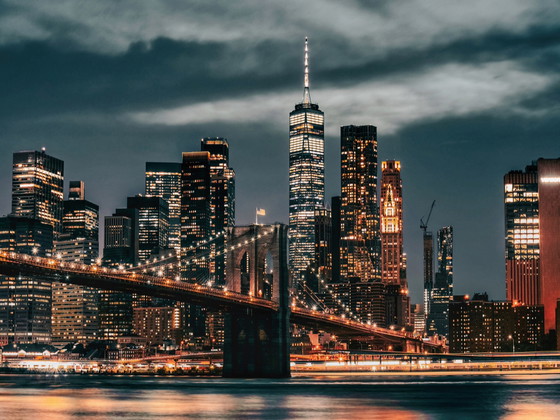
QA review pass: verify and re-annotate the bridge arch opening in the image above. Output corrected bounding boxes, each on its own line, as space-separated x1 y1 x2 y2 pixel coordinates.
240 251 250 295
260 251 273 300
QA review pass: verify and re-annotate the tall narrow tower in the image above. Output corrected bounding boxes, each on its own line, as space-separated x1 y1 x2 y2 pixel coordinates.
289 38 325 283
380 161 405 285
340 125 380 282
381 160 409 327
428 226 453 337
201 137 235 287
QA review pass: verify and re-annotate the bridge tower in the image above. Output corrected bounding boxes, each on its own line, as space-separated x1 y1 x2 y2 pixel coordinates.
224 223 291 378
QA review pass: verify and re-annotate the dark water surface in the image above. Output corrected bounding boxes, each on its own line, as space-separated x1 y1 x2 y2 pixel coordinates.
1 373 559 419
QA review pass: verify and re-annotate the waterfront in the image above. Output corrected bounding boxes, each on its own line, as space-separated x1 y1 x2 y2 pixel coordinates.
1 373 559 419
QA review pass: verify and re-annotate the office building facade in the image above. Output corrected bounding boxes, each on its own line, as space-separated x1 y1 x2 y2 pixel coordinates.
0 216 54 344
99 210 138 340
201 137 235 287
126 196 169 263
380 161 409 327
313 207 332 291
12 150 64 236
52 182 100 344
339 125 379 282
504 158 560 332
289 38 325 282
145 162 182 252
449 294 544 353
181 152 211 283
380 161 405 286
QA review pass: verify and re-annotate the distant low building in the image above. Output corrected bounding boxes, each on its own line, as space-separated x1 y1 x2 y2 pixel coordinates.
449 293 544 353
133 306 180 346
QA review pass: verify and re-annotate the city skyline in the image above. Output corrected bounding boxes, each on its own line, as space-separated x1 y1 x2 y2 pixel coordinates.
2 2 560 304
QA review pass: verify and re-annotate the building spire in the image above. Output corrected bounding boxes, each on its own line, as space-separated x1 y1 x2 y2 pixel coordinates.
303 37 311 104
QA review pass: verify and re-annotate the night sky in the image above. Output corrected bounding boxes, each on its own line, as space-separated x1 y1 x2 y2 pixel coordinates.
1 1 559 303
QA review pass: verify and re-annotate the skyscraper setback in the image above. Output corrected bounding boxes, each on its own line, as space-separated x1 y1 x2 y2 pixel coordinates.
504 159 560 333
289 38 325 281
339 125 379 282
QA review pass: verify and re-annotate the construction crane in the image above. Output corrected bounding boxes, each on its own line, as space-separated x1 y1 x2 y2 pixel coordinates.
420 200 436 233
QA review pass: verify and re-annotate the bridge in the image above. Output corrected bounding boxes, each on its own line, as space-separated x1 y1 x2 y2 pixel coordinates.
0 224 443 377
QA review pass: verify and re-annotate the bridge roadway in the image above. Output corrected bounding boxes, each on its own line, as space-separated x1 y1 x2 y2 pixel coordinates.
0 251 436 349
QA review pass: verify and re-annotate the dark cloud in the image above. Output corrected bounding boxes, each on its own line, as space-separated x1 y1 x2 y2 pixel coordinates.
2 23 559 121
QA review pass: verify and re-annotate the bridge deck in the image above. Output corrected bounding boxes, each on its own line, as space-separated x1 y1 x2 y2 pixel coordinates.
0 251 441 350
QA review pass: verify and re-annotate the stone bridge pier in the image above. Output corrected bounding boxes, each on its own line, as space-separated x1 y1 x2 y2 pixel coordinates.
223 224 291 378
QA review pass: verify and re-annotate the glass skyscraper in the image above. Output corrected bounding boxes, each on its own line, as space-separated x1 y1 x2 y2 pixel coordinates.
12 149 64 236
181 151 211 284
289 38 325 281
428 226 453 337
0 216 53 344
126 195 169 263
145 162 182 252
504 159 560 333
202 137 235 287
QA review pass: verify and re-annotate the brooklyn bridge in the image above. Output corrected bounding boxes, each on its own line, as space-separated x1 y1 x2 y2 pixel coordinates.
0 223 444 378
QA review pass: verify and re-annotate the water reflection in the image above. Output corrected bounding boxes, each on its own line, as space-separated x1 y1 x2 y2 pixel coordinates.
0 374 558 419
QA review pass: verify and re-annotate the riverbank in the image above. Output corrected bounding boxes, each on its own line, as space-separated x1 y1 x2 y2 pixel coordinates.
293 368 560 377
0 365 222 376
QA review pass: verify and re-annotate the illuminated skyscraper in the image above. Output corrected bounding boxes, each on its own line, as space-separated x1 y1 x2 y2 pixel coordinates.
181 151 211 283
52 181 99 345
330 196 341 284
423 231 434 330
339 125 379 282
289 38 325 281
127 195 169 263
145 162 182 252
0 149 62 344
313 207 332 291
0 216 53 344
428 226 453 337
12 149 64 236
201 137 235 287
380 161 405 286
181 151 212 339
61 182 99 243
99 209 138 339
504 158 560 333
380 161 409 327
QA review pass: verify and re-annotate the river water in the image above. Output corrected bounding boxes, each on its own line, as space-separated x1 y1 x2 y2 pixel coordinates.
1 373 559 419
